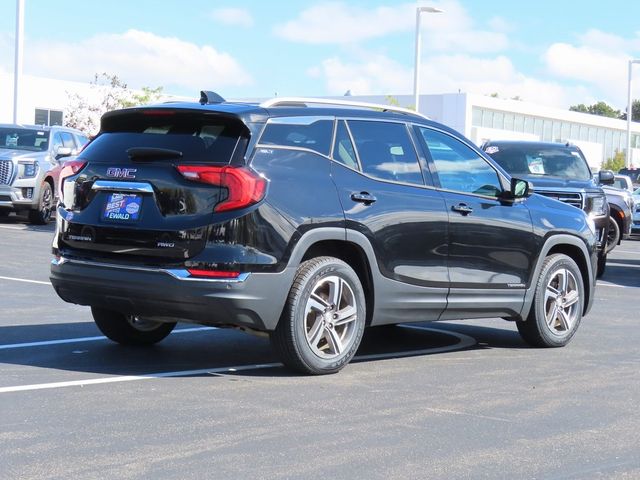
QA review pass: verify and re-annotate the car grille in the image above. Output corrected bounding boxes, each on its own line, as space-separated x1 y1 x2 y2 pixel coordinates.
536 190 584 210
0 161 14 185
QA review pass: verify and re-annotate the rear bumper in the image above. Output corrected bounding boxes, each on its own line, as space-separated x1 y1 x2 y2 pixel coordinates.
50 257 294 331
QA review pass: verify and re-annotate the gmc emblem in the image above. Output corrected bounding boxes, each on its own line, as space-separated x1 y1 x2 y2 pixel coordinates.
106 167 137 179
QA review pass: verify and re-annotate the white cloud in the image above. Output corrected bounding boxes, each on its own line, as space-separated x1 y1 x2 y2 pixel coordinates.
543 39 638 107
275 0 508 53
23 29 251 93
311 52 590 108
577 29 640 52
210 7 254 28
308 54 411 95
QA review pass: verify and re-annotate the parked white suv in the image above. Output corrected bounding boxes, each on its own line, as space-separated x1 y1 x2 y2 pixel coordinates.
0 124 88 224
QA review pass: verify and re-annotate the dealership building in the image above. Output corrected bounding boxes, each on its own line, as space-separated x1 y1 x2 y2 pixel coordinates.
2 72 639 170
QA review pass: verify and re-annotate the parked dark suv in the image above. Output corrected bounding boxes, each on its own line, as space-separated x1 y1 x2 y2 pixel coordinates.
482 141 611 277
50 94 598 374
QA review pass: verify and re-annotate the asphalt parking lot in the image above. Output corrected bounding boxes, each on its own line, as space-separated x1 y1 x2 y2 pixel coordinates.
1 214 639 480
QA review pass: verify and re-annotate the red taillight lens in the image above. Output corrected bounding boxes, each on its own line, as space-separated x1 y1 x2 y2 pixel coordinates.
177 165 266 212
58 160 87 201
187 269 241 279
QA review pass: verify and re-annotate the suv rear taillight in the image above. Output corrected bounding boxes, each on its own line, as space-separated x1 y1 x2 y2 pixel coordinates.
176 165 266 212
58 160 87 202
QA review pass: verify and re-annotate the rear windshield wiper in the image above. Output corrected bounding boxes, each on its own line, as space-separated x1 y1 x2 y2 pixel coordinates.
126 147 183 160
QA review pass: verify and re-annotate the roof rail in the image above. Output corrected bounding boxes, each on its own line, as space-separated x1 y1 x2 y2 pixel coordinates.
259 97 428 120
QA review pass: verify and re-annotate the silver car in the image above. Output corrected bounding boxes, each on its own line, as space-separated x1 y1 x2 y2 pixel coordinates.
0 124 88 224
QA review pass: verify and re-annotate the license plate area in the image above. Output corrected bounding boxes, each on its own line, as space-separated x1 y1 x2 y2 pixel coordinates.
102 193 142 223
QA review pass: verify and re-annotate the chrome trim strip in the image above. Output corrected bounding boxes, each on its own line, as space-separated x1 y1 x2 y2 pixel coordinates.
91 181 154 193
52 257 250 283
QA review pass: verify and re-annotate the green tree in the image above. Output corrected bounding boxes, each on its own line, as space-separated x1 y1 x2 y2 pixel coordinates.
619 99 640 121
601 150 626 171
65 73 163 135
569 101 621 118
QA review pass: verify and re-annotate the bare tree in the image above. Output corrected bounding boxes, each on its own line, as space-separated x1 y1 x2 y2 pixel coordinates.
65 73 163 135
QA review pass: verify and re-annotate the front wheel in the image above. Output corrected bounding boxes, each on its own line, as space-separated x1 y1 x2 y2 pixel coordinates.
270 257 366 375
605 216 620 254
91 307 176 346
517 254 584 348
28 181 53 225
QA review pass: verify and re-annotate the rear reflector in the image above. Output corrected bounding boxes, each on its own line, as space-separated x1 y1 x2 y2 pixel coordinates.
176 165 266 212
186 269 241 279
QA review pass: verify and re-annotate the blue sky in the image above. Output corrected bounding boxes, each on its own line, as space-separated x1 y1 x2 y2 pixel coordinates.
1 0 640 109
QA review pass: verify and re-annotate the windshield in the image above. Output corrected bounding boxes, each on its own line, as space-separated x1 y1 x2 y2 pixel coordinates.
0 128 50 152
486 145 592 181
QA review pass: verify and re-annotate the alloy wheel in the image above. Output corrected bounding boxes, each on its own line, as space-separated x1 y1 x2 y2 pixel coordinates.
543 267 580 336
303 275 358 359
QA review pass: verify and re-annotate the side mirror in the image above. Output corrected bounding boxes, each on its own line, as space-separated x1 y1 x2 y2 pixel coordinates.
55 146 73 160
510 178 533 198
598 170 615 185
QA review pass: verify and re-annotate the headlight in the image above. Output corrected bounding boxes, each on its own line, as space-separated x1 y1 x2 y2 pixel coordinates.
588 194 607 217
21 162 38 178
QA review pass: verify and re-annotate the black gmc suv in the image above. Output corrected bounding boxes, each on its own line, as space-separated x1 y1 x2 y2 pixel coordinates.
50 93 598 375
482 141 612 277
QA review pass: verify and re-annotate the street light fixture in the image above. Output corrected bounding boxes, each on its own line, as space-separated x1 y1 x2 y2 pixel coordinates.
413 5 443 113
626 59 640 168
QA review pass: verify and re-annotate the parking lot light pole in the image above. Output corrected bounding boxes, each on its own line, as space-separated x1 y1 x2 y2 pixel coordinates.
413 5 443 114
626 59 640 168
13 0 25 125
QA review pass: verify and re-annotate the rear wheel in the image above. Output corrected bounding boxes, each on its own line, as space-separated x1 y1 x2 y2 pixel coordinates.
605 216 620 254
270 257 366 375
517 254 584 347
91 307 176 345
28 181 53 225
596 250 607 278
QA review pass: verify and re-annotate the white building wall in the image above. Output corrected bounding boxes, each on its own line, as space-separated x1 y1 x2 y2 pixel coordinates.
0 71 96 125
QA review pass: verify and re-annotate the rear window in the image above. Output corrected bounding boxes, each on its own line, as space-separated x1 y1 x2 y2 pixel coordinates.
82 111 248 164
258 117 333 156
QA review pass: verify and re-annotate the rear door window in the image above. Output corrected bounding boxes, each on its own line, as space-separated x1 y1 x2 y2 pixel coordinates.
82 111 249 164
258 117 333 156
347 120 424 186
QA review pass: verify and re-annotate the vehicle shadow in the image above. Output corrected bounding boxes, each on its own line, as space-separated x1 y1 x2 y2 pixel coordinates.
598 262 640 288
0 213 56 232
0 321 527 379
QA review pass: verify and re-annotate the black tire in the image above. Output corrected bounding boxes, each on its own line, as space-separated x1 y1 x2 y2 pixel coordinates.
517 254 584 348
596 250 607 278
28 181 53 225
270 256 366 375
0 210 9 218
91 307 176 346
605 216 620 254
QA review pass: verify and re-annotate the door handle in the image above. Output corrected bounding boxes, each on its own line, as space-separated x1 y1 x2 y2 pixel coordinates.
351 192 377 205
452 203 473 215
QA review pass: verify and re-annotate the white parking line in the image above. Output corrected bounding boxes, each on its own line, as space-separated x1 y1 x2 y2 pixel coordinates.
597 282 628 288
0 275 50 286
0 225 26 230
0 326 215 350
0 326 475 394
